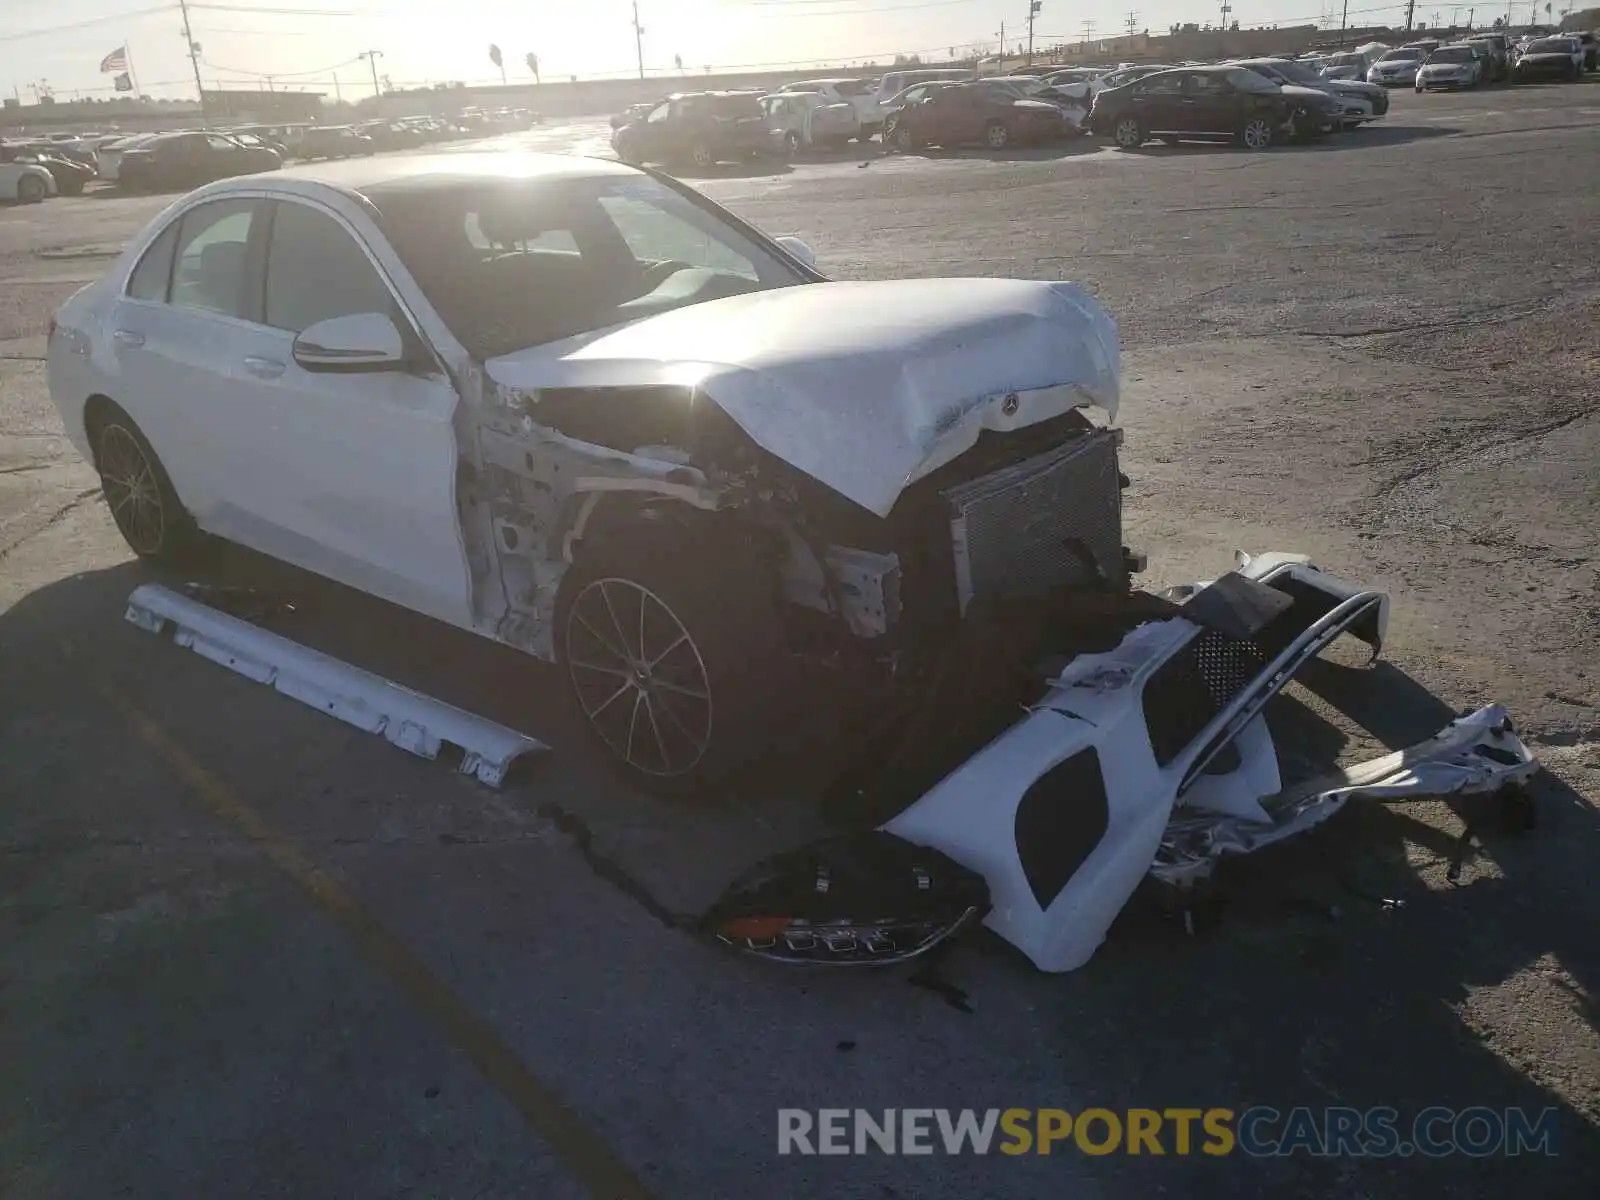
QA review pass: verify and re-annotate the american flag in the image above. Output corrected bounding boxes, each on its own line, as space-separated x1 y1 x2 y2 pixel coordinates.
99 46 129 74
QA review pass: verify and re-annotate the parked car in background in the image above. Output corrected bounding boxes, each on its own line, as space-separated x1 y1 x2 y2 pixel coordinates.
886 80 1068 150
119 132 282 193
1512 36 1585 80
1089 66 1332 150
866 68 973 134
771 78 877 139
1039 66 1107 95
1572 29 1598 70
1367 46 1426 85
1416 44 1487 90
95 133 162 183
299 125 374 160
610 101 658 131
0 156 57 203
611 91 786 168
878 80 959 123
356 120 428 152
759 91 858 152
5 143 93 194
1231 57 1388 126
1465 34 1511 80
1093 63 1177 90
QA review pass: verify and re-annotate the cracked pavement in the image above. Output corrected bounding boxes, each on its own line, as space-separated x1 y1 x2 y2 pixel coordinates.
1 83 1596 1198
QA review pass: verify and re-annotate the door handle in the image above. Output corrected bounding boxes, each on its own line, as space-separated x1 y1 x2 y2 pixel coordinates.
112 329 145 348
242 355 286 379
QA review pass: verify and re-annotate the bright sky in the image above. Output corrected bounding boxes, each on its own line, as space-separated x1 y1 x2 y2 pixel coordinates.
1 0 1511 99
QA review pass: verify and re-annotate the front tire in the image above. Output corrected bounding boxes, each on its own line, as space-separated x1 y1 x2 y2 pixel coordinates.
888 117 920 152
89 405 201 565
982 120 1011 150
17 173 46 203
687 140 714 168
554 523 792 798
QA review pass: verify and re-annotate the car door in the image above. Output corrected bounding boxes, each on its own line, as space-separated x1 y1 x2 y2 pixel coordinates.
104 197 270 528
223 196 473 626
1178 73 1235 134
1132 72 1184 131
637 101 673 159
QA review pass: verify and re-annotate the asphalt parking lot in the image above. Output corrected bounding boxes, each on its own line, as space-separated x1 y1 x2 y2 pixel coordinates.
2 82 1597 1198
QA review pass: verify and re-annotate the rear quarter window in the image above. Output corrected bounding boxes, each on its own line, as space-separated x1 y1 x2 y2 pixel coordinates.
126 221 179 302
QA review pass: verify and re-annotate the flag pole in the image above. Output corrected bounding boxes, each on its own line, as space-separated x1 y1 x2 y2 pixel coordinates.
125 44 141 98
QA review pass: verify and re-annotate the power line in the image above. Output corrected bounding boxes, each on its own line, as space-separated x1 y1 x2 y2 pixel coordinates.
0 4 175 43
186 3 376 13
201 53 363 78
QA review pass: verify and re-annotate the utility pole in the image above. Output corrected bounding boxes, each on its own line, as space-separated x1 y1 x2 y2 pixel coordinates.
1406 0 1417 28
1125 9 1140 35
1219 0 1233 31
332 72 341 103
632 1 645 80
359 49 383 97
1467 6 1475 27
1027 1 1042 65
1081 18 1096 43
999 19 1005 61
177 0 207 123
1339 0 1349 43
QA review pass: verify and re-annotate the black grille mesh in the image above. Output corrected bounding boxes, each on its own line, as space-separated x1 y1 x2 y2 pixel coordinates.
1143 629 1268 767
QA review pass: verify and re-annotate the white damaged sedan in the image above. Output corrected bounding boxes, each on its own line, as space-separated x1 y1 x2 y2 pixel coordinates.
52 153 1539 975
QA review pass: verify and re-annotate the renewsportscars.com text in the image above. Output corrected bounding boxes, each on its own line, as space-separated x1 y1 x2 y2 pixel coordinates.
777 1107 1560 1158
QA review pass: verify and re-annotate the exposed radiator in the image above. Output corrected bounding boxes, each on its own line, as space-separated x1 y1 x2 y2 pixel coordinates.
944 430 1124 613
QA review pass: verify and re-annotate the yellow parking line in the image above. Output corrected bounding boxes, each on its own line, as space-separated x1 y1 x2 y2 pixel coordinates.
102 684 654 1200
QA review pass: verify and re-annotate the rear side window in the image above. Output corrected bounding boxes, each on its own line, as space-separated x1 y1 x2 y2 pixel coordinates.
170 199 258 318
263 201 394 333
127 221 179 302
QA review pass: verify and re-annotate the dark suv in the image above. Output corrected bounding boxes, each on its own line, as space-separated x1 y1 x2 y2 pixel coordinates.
1089 65 1324 150
612 91 786 169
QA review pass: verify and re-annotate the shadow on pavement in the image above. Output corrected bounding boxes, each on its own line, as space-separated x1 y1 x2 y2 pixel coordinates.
4 553 1597 1195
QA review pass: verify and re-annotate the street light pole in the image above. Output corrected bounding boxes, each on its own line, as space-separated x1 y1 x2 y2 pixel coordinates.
360 49 383 98
1027 1 1042 65
632 2 646 80
177 0 207 123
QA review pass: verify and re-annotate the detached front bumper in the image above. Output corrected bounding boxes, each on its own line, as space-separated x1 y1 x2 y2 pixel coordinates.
711 552 1537 973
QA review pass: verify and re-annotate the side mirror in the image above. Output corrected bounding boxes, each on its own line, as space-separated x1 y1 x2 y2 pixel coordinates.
774 235 817 270
292 312 406 372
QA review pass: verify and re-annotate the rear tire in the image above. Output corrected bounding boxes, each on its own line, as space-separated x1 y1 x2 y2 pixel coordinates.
687 140 714 168
17 174 46 203
87 403 203 566
554 521 793 798
1111 115 1145 149
982 120 1011 150
1238 116 1275 150
888 117 920 152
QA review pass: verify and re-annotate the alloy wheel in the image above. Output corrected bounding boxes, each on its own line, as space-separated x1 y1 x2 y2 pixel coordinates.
1242 118 1273 150
984 122 1010 149
690 142 713 167
1113 117 1142 148
98 424 165 555
564 577 714 778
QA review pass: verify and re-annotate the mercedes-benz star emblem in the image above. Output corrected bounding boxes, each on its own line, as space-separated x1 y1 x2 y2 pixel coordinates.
1001 392 1020 416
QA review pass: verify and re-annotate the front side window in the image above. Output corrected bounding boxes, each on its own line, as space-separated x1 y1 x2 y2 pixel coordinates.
1140 73 1184 95
170 199 257 318
597 192 759 280
263 201 395 333
1226 68 1278 93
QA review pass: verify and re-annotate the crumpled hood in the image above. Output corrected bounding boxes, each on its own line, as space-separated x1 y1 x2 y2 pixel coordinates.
484 278 1120 518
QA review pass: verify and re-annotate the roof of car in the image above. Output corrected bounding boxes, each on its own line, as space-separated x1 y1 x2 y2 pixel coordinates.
268 151 640 198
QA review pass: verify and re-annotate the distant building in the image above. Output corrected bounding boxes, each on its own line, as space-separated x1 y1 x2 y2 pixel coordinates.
200 89 324 123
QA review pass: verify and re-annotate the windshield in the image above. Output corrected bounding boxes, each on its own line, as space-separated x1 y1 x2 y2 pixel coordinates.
1429 47 1475 63
1226 68 1280 93
1379 48 1422 61
371 175 808 359
1526 39 1574 52
1269 59 1324 83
